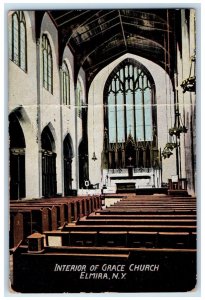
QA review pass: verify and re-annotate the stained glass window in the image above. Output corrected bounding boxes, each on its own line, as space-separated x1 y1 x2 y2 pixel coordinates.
62 62 70 105
107 62 153 143
10 11 27 71
77 79 83 117
104 59 157 169
42 34 53 93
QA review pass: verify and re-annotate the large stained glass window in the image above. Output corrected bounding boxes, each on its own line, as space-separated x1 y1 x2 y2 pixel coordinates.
104 59 157 169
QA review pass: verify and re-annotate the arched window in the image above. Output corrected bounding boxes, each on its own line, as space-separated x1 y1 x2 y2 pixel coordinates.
10 11 27 71
62 62 70 105
76 79 83 117
42 34 53 93
104 59 157 169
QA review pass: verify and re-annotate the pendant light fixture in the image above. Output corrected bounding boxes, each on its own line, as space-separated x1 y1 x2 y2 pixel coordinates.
92 79 97 161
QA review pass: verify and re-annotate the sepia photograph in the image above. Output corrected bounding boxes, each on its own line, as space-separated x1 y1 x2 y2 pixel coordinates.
7 4 198 294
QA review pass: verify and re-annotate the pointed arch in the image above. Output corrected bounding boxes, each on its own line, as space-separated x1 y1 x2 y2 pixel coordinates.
104 58 157 170
42 34 53 93
63 134 73 195
9 112 26 200
41 125 56 197
78 139 89 189
10 11 27 71
62 61 71 106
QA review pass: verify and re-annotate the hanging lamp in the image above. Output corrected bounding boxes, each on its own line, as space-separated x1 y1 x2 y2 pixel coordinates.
92 80 97 161
162 12 176 159
169 110 188 137
180 51 196 93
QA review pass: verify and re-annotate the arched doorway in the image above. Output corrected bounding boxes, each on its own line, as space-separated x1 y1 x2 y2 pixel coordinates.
63 135 73 196
79 140 88 188
41 125 56 197
9 113 26 200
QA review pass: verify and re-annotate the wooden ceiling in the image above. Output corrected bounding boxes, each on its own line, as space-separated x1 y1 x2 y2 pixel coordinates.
36 9 181 87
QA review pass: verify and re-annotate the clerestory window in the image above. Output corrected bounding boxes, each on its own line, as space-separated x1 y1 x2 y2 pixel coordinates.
76 79 83 118
10 11 27 71
62 61 70 106
42 34 53 93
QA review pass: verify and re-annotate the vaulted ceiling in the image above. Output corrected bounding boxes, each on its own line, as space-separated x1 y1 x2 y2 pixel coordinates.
36 9 181 88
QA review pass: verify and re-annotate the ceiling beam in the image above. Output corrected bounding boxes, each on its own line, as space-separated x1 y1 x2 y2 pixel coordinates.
85 49 127 72
81 33 121 65
66 11 103 44
120 13 169 27
74 9 116 29
71 20 121 45
121 9 167 23
123 20 170 32
53 10 74 21
72 15 120 44
58 10 91 27
124 32 167 51
118 10 127 50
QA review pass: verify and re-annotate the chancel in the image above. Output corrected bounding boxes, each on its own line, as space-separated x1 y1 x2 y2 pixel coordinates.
8 8 197 293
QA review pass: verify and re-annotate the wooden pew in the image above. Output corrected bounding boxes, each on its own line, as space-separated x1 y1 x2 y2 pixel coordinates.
10 212 25 248
9 208 48 248
76 216 196 226
111 205 197 210
120 196 196 201
10 195 101 221
44 230 196 249
10 202 66 226
119 198 196 202
95 209 196 215
69 231 97 247
98 231 127 247
88 213 196 219
114 199 196 203
100 208 196 213
10 207 56 247
128 231 157 248
157 231 190 249
111 203 196 208
10 197 101 247
11 205 58 227
62 223 196 233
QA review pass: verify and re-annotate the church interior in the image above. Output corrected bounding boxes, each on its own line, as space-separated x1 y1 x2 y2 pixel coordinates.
8 9 197 293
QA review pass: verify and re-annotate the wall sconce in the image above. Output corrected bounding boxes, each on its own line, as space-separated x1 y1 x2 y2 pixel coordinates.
92 152 97 161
